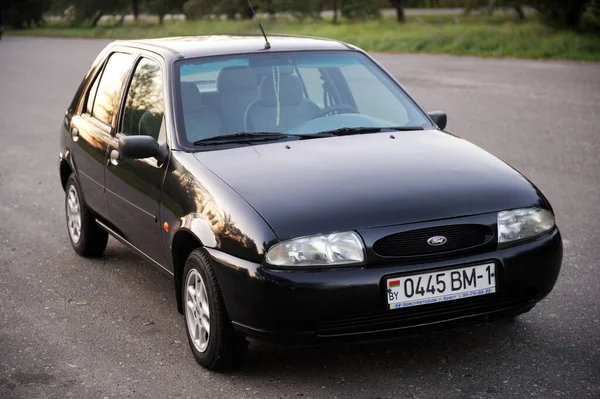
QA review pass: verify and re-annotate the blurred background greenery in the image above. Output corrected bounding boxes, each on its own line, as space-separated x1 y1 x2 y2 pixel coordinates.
2 0 599 60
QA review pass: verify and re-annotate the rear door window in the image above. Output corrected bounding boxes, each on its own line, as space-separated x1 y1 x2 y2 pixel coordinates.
91 52 134 126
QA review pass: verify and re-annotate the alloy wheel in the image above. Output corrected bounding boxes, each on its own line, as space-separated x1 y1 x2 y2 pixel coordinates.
66 185 82 244
185 269 211 353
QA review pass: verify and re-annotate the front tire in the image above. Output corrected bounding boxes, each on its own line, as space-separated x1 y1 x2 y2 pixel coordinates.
65 174 108 257
183 248 248 370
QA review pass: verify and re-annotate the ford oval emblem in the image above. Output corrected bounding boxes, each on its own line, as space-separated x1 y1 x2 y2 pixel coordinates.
427 236 447 246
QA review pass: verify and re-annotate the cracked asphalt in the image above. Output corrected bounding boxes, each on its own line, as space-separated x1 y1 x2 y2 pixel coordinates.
0 37 599 398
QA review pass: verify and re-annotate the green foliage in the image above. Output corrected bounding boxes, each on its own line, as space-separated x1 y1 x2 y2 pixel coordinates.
281 0 324 20
51 0 128 27
8 13 600 61
183 0 324 21
527 0 591 29
4 0 596 32
145 0 185 23
401 0 477 6
342 0 381 19
213 0 253 19
581 0 600 33
1 0 49 29
183 0 216 20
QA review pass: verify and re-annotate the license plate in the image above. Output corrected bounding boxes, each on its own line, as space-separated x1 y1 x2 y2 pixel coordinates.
386 263 496 310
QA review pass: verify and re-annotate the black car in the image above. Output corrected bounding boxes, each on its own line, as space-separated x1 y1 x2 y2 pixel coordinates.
59 35 562 370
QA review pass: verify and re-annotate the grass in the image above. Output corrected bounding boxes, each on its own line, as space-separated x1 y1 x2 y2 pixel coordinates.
6 13 600 61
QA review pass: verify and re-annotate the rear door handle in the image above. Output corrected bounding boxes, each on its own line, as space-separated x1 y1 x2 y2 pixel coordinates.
71 128 79 142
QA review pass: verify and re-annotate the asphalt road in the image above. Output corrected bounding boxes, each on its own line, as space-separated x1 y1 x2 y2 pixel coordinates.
0 37 599 399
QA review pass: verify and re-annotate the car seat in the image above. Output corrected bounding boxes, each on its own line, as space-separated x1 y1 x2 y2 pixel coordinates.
216 66 259 134
180 82 221 142
245 74 320 132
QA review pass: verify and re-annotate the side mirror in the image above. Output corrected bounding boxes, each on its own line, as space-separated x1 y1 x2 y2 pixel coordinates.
428 111 447 130
118 135 167 162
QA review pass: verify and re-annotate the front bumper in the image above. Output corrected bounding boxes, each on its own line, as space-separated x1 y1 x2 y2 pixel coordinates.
207 228 562 345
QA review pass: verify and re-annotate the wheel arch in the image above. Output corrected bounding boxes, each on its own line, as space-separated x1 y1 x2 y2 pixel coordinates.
171 228 204 314
60 158 74 191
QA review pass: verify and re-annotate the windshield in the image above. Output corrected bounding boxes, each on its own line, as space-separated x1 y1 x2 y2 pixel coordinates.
174 51 432 146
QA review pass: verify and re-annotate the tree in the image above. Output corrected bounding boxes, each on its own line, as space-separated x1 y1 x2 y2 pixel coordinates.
332 0 339 24
461 0 591 27
389 0 405 23
462 0 484 16
260 0 277 20
145 0 185 24
341 0 381 20
51 0 127 27
132 0 140 22
513 3 525 20
1 0 49 29
528 0 591 29
485 0 526 20
214 0 246 20
285 0 323 20
183 0 217 20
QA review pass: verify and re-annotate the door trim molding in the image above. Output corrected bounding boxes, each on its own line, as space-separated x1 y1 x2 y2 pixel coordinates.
105 188 157 221
95 219 173 277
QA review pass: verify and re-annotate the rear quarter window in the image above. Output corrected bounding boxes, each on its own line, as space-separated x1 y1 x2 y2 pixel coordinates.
85 74 100 115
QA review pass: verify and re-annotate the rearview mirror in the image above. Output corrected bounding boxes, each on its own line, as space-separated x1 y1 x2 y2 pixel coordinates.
428 111 447 130
118 135 166 162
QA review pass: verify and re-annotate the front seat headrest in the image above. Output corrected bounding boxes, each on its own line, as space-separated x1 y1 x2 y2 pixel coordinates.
217 66 259 92
180 82 203 113
258 74 304 106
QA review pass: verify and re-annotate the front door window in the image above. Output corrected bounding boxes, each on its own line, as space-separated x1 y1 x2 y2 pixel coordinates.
120 58 165 141
105 56 168 266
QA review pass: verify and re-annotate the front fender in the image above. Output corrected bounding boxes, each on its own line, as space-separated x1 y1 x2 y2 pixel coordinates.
162 152 279 314
161 151 279 269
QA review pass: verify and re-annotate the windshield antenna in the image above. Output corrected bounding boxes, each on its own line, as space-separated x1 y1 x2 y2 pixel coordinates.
247 0 271 50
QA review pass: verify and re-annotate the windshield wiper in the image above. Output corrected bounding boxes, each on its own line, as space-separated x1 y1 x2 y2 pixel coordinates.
193 132 290 145
193 131 334 146
315 126 425 136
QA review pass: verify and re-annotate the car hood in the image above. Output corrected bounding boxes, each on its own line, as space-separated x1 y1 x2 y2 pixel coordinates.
194 131 545 240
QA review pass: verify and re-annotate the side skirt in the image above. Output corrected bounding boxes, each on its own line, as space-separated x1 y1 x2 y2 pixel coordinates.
95 219 174 278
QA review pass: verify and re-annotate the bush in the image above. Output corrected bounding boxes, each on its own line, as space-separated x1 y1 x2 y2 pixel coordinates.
2 0 48 28
528 0 591 29
183 0 216 20
341 0 381 20
282 0 323 20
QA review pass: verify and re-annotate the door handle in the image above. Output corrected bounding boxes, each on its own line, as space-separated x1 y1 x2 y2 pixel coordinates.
71 128 79 142
109 149 120 166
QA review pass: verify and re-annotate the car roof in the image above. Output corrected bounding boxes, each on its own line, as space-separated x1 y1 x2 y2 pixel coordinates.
114 35 355 60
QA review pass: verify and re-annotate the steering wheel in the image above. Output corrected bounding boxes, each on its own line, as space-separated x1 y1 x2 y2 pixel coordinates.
318 104 358 117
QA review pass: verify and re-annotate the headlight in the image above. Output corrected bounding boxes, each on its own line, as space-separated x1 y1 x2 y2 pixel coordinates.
497 208 555 244
265 231 365 267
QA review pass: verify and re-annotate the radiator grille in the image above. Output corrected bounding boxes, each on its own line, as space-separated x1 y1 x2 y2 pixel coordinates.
373 224 494 257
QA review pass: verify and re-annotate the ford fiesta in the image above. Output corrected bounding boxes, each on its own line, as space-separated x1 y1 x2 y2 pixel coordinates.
59 35 562 370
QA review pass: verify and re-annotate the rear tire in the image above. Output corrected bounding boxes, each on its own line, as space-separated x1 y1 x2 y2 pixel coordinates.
183 248 249 370
65 174 108 257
